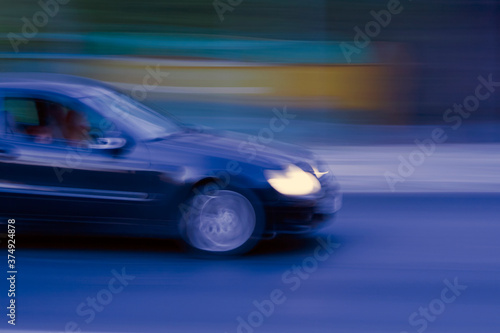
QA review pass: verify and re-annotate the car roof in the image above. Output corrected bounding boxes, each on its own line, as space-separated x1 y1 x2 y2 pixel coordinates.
0 73 120 99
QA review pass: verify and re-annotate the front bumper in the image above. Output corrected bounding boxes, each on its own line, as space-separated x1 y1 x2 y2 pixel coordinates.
264 173 342 234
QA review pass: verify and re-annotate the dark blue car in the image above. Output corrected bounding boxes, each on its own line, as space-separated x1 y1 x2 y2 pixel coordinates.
0 73 342 255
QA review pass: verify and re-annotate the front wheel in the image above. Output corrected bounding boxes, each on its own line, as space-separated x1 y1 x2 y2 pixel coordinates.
179 187 263 256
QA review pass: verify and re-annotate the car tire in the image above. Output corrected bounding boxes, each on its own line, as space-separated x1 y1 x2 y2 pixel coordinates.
178 183 264 256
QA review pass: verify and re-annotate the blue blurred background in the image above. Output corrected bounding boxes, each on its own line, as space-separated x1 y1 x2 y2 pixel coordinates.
1 0 498 141
1 1 499 332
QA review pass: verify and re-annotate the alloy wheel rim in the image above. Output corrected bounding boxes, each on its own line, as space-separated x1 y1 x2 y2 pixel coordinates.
186 190 256 252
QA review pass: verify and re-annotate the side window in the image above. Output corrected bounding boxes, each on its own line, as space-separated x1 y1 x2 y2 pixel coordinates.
5 99 39 126
3 96 113 147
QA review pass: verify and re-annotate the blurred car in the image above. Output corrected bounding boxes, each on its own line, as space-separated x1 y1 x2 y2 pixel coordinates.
0 73 342 255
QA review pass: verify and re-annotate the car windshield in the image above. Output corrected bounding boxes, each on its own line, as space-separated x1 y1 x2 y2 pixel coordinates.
81 92 182 140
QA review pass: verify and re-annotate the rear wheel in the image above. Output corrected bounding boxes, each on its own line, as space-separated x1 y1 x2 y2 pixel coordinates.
179 186 263 255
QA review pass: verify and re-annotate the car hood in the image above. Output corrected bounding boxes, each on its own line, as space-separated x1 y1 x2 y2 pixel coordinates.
147 129 318 170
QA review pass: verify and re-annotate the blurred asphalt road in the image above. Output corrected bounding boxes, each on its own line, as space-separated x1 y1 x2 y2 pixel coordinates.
1 193 499 333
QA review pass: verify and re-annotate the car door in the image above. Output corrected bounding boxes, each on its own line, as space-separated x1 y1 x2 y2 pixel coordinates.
0 89 159 236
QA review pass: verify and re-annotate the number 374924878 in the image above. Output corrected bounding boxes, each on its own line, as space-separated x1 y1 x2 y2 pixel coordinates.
7 219 16 270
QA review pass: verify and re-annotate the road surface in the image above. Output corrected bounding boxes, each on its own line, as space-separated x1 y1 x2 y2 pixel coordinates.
2 192 499 333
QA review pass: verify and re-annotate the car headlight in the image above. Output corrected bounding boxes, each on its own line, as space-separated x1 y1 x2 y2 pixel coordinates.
264 164 321 196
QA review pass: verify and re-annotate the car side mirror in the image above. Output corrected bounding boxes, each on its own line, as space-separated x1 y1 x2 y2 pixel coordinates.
88 137 127 150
